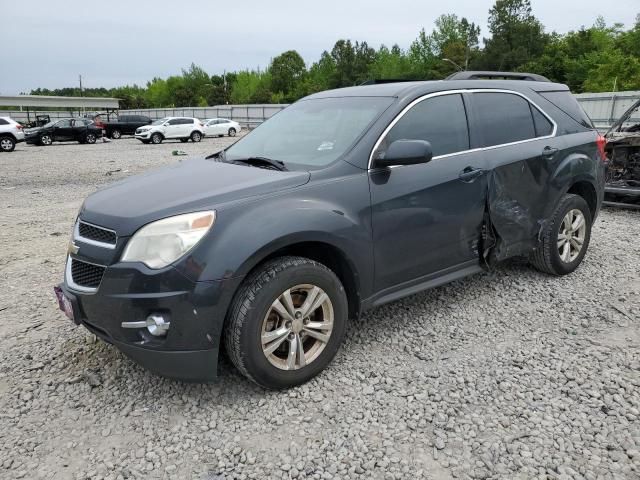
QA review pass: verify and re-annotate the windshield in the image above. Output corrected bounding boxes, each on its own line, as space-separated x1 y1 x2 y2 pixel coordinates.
225 97 393 169
151 118 168 126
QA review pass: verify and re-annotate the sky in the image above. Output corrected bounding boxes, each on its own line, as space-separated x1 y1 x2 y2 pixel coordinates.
1 0 638 95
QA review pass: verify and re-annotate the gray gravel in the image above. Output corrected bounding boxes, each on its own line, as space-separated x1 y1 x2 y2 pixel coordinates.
0 137 639 480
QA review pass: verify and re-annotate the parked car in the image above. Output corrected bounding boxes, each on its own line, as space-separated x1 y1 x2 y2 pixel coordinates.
103 115 152 139
0 117 25 152
603 98 640 208
55 72 605 389
25 118 101 146
203 118 241 137
134 117 205 144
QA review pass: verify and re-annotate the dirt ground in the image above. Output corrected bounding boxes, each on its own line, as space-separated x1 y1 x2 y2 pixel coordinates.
0 136 638 480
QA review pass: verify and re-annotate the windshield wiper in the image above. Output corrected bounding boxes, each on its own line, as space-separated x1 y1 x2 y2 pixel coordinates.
231 156 288 171
205 149 226 160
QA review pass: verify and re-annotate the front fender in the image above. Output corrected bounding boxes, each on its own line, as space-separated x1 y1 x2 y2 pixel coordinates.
175 171 374 295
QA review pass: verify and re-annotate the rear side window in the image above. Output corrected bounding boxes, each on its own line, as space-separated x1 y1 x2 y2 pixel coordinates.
180 118 194 125
473 93 535 147
380 93 469 157
530 104 554 137
168 118 181 125
0 118 8 125
539 91 593 129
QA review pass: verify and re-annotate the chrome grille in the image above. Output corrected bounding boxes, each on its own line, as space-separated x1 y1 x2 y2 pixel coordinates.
78 221 116 246
70 259 105 289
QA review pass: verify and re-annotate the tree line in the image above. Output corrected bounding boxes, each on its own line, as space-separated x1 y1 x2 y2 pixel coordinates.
29 0 640 109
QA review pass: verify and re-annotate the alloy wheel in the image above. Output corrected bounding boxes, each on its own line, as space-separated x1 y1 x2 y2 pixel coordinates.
557 209 586 263
41 135 52 145
261 284 334 370
0 138 14 151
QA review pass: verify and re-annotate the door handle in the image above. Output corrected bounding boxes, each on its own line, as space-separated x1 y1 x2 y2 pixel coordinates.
458 166 485 183
542 146 559 159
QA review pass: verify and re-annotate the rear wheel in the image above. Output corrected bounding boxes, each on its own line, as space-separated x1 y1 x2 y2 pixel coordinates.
151 133 163 144
190 131 202 142
530 193 592 275
224 256 347 389
228 127 236 137
40 134 52 146
111 129 122 139
85 133 97 144
0 136 16 152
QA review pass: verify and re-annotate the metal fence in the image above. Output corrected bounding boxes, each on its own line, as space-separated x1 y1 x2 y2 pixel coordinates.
120 104 289 129
3 93 639 130
574 91 640 130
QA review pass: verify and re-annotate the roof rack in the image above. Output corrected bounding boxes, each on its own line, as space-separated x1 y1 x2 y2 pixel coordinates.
446 71 550 82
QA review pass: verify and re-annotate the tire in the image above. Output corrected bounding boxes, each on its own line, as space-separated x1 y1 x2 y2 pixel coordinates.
111 129 122 139
180 138 189 143
85 133 97 144
40 134 52 146
0 136 16 152
190 131 202 142
224 256 348 389
151 133 163 144
228 128 236 137
530 193 592 276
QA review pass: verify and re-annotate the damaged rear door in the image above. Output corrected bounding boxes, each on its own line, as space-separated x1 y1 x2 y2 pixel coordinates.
469 90 562 262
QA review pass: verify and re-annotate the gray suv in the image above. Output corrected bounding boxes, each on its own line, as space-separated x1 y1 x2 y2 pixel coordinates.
55 72 605 389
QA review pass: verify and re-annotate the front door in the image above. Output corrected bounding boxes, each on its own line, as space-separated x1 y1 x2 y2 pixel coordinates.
53 119 73 141
369 92 488 293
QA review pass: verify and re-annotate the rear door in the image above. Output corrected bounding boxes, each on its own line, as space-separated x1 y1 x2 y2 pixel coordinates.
369 92 489 293
469 90 562 260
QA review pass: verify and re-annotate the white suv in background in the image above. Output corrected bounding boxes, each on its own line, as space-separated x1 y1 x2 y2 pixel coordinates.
0 117 25 152
203 118 242 137
135 117 205 144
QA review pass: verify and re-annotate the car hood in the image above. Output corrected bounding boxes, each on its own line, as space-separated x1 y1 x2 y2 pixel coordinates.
80 157 310 236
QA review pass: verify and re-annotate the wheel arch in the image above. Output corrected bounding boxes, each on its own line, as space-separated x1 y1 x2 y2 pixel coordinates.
566 180 598 219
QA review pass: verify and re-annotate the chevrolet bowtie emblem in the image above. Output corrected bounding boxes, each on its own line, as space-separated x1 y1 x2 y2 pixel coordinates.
68 242 79 255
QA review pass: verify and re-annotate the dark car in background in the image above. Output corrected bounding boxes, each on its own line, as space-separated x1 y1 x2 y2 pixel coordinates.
25 118 101 146
55 72 605 389
103 115 152 139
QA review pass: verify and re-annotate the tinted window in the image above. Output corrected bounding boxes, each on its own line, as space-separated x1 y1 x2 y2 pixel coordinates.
168 118 182 125
0 118 8 125
473 93 535 147
180 118 194 125
377 94 469 158
530 104 554 136
119 116 131 122
56 119 72 128
540 91 593 128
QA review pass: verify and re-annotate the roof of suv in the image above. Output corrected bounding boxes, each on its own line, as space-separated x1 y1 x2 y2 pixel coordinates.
305 79 569 100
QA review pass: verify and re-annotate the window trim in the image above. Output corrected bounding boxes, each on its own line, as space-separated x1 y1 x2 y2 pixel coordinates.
367 88 557 170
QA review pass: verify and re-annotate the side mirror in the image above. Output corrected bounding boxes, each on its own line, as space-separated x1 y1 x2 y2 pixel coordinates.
374 139 433 168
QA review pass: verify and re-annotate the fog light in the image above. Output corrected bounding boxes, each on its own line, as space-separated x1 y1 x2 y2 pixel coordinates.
121 314 170 337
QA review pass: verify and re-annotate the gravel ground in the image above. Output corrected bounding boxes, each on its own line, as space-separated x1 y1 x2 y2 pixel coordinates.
0 137 639 480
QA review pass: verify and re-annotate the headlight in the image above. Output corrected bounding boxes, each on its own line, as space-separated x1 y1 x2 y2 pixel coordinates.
121 211 215 269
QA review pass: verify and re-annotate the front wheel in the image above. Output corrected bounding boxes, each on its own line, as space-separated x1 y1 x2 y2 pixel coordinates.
85 133 97 144
0 136 16 152
151 133 163 144
190 131 202 142
224 256 347 389
530 193 592 275
111 129 122 139
40 134 53 146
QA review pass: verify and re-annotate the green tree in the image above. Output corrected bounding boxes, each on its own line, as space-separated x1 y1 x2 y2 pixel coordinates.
270 50 306 100
480 0 548 70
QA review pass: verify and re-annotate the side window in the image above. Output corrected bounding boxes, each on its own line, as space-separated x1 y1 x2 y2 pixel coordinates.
168 118 181 125
56 119 72 128
530 104 554 137
0 118 9 125
180 118 193 125
473 93 536 147
377 93 469 158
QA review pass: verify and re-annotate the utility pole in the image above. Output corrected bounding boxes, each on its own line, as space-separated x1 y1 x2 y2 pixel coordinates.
79 74 84 115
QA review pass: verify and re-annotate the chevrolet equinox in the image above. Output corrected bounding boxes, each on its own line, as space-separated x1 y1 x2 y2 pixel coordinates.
55 72 606 389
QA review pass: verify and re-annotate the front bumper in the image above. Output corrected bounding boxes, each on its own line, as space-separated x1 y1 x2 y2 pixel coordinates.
58 259 242 382
134 131 152 140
